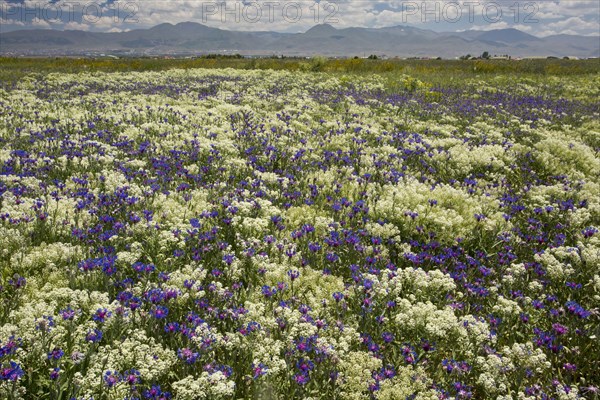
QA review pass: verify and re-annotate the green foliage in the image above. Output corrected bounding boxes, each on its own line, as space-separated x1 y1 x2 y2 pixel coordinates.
1 57 598 88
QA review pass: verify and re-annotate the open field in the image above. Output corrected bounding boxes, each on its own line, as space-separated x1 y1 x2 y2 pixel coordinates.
1 57 599 85
0 61 599 399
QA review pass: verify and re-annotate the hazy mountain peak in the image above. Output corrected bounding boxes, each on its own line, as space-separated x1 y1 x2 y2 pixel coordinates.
175 21 205 29
305 24 337 34
384 25 422 31
1 22 597 58
150 23 174 30
475 28 540 43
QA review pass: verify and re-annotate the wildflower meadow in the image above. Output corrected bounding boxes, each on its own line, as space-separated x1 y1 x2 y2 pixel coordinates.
0 66 599 399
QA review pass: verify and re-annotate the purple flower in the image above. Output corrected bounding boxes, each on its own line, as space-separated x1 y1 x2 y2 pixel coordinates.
145 288 165 303
246 321 261 333
298 304 311 314
332 292 344 302
50 367 60 380
117 291 133 303
401 345 418 364
566 281 582 290
59 307 76 320
0 337 21 357
0 361 25 381
261 285 276 298
582 226 598 238
158 272 170 282
326 252 339 263
563 363 577 372
420 339 435 352
86 329 103 343
381 332 394 343
102 262 117 276
92 308 111 323
295 336 315 353
128 297 142 311
151 306 169 319
133 262 155 273
123 369 141 385
308 242 321 252
565 301 591 318
36 315 55 332
294 372 309 385
164 322 180 333
177 348 199 364
287 269 300 281
296 358 315 372
252 363 268 379
47 348 64 360
144 384 170 399
183 279 196 290
103 370 121 388
454 381 473 399
222 254 235 265
8 274 26 289
552 323 568 336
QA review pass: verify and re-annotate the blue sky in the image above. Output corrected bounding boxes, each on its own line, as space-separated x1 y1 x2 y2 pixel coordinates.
1 0 598 36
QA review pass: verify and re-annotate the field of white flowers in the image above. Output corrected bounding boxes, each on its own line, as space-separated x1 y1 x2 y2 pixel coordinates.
0 68 599 400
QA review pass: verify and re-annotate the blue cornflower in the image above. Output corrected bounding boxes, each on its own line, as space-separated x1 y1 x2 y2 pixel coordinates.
123 369 141 385
1 361 24 381
104 370 121 388
86 329 103 343
294 372 309 385
151 306 169 319
50 367 60 380
47 348 64 360
92 308 112 323
177 348 199 364
252 363 268 379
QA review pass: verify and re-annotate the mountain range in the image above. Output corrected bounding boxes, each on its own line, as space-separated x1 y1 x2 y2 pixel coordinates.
1 22 598 58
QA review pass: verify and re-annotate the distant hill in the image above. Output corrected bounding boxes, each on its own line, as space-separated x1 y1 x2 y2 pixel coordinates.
1 22 598 58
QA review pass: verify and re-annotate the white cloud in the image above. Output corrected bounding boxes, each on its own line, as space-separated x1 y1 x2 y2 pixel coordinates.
547 16 598 31
468 21 509 31
512 24 533 32
63 21 90 31
31 17 52 28
0 0 598 36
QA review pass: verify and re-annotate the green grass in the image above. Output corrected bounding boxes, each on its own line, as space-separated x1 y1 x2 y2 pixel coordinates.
1 57 598 88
